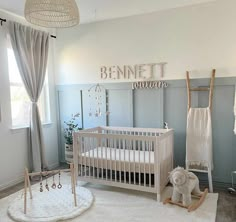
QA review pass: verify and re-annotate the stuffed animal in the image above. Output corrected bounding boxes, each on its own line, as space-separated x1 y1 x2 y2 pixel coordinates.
169 167 202 207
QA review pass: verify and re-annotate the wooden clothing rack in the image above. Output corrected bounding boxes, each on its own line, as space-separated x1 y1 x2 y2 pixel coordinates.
186 69 215 193
24 163 77 214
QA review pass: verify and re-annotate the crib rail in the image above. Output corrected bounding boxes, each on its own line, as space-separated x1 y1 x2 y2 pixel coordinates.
99 126 172 134
73 127 174 200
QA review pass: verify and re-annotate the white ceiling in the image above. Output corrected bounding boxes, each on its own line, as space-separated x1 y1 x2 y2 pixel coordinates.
0 0 216 24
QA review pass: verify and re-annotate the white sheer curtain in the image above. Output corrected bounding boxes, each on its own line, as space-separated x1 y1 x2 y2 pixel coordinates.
7 21 49 172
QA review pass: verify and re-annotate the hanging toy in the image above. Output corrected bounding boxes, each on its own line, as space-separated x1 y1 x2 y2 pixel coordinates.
40 172 43 192
57 171 62 189
45 171 49 191
51 174 56 189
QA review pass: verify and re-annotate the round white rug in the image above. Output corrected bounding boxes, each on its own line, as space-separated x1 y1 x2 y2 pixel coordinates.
8 185 93 222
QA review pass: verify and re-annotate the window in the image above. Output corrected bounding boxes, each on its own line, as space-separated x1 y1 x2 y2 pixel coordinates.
7 48 50 127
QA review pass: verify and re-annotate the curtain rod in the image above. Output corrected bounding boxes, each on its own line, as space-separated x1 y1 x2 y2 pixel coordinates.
0 18 56 39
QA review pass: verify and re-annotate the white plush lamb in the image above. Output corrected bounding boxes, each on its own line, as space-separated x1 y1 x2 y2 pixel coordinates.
169 167 202 207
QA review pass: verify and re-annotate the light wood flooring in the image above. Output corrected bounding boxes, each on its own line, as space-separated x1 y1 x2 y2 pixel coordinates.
0 166 235 222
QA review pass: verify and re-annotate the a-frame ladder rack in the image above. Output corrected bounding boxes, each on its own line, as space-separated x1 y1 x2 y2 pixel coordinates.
186 69 215 111
186 69 215 193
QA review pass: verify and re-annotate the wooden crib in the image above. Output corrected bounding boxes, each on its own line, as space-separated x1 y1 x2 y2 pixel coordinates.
73 126 174 201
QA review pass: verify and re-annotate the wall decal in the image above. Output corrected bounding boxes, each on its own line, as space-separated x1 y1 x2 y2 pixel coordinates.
100 62 167 80
132 81 168 90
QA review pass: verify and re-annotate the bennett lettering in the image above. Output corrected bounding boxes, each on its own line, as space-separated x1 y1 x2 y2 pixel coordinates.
100 63 167 80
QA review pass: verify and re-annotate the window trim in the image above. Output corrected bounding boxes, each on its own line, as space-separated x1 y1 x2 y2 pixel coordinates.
10 122 53 132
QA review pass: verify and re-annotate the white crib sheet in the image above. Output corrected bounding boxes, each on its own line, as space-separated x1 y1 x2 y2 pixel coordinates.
80 147 155 173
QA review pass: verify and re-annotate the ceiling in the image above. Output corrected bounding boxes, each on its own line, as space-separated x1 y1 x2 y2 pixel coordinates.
0 0 216 24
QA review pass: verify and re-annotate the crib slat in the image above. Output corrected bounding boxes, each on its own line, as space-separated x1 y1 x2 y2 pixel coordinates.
82 137 84 177
119 138 121 183
94 137 97 178
97 138 99 179
143 137 146 187
85 138 87 177
101 138 104 180
123 133 126 184
133 139 136 185
88 138 91 178
81 138 83 177
138 138 141 186
85 138 88 177
108 131 110 181
156 138 161 201
149 140 151 187
92 137 95 178
115 135 117 183
128 137 131 185
79 137 82 177
110 137 112 182
105 137 108 181
92 138 95 179
81 139 84 177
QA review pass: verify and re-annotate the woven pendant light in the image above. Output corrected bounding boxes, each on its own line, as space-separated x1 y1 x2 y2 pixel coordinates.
24 0 80 28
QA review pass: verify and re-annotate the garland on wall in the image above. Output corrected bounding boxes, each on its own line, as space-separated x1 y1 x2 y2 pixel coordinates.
132 81 168 89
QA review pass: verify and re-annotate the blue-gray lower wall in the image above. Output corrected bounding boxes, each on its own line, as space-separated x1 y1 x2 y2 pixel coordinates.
56 77 236 185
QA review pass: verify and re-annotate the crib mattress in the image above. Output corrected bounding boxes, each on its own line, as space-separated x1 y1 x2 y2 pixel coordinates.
79 147 155 173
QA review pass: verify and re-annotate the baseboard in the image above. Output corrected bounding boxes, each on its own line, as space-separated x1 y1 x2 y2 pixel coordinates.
0 162 59 192
200 179 231 190
48 162 60 170
0 174 24 192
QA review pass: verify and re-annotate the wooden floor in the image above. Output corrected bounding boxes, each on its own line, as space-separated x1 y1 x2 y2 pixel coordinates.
0 168 235 222
215 188 236 222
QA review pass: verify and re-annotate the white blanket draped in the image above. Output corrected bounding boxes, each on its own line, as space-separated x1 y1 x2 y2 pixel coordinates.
186 108 213 170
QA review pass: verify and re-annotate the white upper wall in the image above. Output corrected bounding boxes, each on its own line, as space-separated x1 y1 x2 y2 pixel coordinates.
0 0 215 24
78 0 216 24
55 0 236 85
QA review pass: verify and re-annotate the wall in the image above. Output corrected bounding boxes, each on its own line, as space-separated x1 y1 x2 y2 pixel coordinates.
57 77 236 186
0 10 59 190
55 0 236 186
56 0 236 85
56 77 236 186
